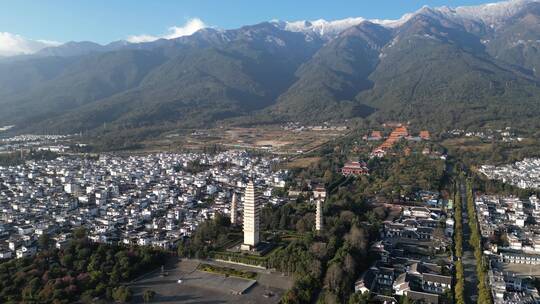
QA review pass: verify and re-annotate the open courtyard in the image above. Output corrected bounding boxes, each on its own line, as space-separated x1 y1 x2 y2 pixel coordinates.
129 259 293 303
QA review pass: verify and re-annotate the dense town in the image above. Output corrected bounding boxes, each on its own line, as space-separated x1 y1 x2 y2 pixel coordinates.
475 195 540 303
479 158 540 190
0 151 287 260
1 122 540 304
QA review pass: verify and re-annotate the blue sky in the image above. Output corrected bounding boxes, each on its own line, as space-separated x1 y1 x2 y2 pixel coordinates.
0 0 498 44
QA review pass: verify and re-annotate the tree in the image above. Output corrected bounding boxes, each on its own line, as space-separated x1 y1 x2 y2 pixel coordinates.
324 263 344 294
349 292 370 304
296 218 309 233
61 254 74 268
400 296 412 304
112 286 132 303
345 225 368 255
74 227 87 239
22 277 41 301
143 289 156 303
323 170 334 184
322 291 340 304
343 253 356 275
38 234 52 251
441 288 453 304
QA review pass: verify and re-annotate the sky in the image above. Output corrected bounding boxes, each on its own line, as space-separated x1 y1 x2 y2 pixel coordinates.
0 0 502 55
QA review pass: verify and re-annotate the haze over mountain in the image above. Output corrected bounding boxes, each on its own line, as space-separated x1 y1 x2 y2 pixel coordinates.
2 0 540 134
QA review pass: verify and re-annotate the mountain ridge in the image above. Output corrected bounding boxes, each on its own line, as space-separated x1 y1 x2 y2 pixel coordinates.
2 0 540 135
4 0 538 59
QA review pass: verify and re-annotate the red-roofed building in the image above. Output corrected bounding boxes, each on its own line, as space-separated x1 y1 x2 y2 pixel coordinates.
419 131 430 140
364 130 383 141
392 126 409 138
371 148 386 158
371 126 409 157
341 161 369 176
313 186 327 200
370 131 383 139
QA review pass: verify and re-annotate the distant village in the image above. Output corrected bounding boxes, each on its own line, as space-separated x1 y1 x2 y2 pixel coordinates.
479 158 540 190
281 122 348 132
444 127 524 142
0 133 76 154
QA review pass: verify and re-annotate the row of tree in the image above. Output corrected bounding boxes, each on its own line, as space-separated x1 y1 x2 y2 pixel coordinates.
466 181 492 304
454 188 465 304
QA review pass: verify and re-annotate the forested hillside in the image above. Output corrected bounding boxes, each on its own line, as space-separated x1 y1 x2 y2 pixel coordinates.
0 230 166 303
2 1 540 135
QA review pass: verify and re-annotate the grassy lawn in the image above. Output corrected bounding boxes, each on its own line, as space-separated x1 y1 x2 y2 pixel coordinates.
441 137 492 152
211 250 269 265
276 230 303 241
283 157 321 169
197 263 258 280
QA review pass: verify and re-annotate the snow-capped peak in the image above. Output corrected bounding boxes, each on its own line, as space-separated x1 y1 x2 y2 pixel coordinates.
271 18 366 38
454 0 540 27
273 0 540 38
371 12 418 28
270 15 417 39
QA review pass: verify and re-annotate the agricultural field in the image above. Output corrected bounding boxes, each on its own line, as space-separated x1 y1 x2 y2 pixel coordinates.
139 125 349 155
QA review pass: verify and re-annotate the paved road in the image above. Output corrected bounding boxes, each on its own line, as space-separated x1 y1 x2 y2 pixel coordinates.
460 183 479 304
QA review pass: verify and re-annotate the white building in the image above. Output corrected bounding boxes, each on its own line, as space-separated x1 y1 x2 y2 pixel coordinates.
316 199 323 231
231 192 238 225
241 181 259 250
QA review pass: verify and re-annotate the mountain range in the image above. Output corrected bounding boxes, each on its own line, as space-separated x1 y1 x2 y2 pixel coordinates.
2 0 540 135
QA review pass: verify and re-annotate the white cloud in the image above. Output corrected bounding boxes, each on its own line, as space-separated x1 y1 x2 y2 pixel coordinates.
127 18 207 43
0 32 60 57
